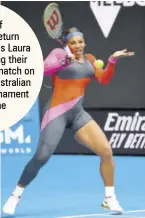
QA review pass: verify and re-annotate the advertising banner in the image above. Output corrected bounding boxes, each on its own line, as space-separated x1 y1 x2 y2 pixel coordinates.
0 99 40 156
55 109 145 156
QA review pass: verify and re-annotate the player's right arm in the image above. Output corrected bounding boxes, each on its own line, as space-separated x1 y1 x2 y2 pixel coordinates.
44 48 69 76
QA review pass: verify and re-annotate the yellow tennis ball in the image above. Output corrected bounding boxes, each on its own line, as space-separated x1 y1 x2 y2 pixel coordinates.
96 60 104 68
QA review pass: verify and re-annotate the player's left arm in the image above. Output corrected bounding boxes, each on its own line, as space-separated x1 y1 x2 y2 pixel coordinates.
94 56 116 84
87 49 135 85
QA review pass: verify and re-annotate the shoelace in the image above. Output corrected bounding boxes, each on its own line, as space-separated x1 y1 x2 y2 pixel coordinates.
105 196 120 206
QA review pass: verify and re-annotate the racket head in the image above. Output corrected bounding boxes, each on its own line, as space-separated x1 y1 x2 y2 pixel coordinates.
43 3 64 39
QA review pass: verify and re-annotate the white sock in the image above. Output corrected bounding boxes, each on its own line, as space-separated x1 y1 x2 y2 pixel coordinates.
12 186 24 197
105 186 115 198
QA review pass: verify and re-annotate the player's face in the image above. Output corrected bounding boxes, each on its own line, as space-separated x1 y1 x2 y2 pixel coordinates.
66 36 85 58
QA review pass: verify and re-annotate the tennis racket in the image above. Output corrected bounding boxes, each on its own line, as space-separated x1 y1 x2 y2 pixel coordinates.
43 2 72 55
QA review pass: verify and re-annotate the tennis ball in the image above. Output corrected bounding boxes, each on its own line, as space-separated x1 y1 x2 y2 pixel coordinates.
95 60 104 68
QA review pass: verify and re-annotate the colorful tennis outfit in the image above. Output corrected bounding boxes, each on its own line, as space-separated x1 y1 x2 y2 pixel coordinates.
18 48 117 186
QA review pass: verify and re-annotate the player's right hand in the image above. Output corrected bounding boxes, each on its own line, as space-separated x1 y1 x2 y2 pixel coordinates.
66 54 76 64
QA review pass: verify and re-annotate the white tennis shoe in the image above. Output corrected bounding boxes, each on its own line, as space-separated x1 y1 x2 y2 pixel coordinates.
3 194 20 215
101 195 124 214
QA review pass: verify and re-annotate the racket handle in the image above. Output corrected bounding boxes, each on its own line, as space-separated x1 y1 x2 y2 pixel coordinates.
64 45 72 55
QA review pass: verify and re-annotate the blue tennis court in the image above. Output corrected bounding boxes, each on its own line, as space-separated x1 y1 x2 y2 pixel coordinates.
1 155 145 218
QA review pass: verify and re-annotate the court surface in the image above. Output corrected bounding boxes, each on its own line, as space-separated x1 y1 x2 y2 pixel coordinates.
1 155 145 218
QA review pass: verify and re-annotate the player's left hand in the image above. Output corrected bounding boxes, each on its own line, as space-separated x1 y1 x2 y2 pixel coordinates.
112 49 135 59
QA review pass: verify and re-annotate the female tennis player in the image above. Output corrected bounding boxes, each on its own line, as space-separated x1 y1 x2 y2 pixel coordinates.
3 27 134 215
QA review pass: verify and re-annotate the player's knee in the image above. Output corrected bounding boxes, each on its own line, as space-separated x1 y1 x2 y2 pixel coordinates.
34 151 49 167
34 140 55 166
35 153 49 166
100 147 113 159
